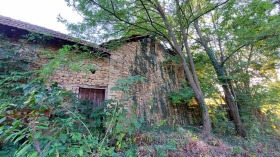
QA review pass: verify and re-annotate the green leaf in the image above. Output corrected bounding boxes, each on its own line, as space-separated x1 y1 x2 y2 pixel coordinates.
35 124 49 130
78 148 83 156
0 117 6 124
29 151 38 157
15 144 31 157
34 131 42 139
5 133 16 141
71 133 82 141
14 135 26 144
53 141 62 147
60 133 67 143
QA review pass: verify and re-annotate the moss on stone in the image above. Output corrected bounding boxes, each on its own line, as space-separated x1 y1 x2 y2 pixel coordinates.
159 96 167 118
140 38 157 71
151 90 159 113
133 54 148 75
132 90 138 107
150 36 156 56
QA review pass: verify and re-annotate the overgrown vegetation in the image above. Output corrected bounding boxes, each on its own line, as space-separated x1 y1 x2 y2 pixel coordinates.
1 0 280 156
0 34 144 156
63 0 280 137
168 87 194 105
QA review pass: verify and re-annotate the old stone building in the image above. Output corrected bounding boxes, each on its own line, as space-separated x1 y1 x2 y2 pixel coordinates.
0 15 200 126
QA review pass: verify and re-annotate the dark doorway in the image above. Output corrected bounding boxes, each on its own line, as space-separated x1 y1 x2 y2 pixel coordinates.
78 88 106 132
79 88 106 109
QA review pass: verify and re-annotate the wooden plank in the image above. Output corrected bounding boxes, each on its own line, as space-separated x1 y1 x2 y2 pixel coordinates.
79 88 105 109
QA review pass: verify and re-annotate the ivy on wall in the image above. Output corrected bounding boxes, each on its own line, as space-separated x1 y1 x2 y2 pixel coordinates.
128 37 198 125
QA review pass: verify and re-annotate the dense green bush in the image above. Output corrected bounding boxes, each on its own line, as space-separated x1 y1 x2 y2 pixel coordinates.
0 79 143 156
0 33 143 156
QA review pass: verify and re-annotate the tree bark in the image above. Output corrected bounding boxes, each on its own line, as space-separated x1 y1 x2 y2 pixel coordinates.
222 85 246 137
179 49 211 132
194 20 246 137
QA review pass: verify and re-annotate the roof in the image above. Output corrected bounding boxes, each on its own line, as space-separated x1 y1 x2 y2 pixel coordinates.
101 34 177 56
100 34 151 48
0 15 109 56
0 15 175 57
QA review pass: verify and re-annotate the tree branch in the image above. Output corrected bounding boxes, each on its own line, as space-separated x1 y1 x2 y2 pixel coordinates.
110 0 116 14
189 0 230 24
89 0 164 38
221 33 280 66
221 44 246 66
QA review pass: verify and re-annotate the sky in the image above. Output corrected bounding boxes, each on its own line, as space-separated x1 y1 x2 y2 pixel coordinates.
0 0 82 34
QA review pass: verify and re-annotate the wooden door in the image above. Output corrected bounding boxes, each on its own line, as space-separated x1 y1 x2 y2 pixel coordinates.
79 88 106 109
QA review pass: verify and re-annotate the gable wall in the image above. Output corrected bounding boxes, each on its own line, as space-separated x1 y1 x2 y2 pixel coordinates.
106 38 200 126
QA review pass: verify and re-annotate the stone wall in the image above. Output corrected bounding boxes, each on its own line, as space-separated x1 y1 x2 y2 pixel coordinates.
46 37 201 126
3 34 200 126
109 38 199 126
49 57 110 95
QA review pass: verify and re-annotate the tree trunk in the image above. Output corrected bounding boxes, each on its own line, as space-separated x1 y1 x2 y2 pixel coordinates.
222 85 246 137
194 20 246 137
154 0 211 132
180 52 211 132
194 91 212 132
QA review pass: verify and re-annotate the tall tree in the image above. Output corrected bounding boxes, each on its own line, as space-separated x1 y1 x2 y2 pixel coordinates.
190 0 279 137
63 0 221 132
64 0 279 136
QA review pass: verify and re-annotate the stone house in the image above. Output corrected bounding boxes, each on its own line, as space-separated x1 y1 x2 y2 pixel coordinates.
0 15 200 126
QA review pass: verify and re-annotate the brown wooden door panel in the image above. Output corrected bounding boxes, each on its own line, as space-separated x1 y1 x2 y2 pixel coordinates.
79 88 105 108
